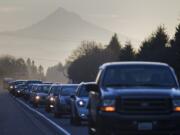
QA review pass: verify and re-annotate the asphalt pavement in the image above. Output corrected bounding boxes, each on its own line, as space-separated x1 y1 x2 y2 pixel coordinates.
0 87 88 135
0 88 59 135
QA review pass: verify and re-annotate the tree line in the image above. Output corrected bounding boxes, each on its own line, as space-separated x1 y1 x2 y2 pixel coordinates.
67 24 180 83
0 56 45 81
1 24 180 84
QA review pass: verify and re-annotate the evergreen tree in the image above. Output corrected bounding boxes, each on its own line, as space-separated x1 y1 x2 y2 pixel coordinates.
31 60 38 79
120 41 135 61
137 26 169 62
107 33 121 51
170 24 180 78
38 65 44 80
106 33 121 60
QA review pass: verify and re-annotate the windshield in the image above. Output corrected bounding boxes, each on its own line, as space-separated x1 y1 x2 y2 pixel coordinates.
61 86 77 96
54 86 61 92
12 81 26 85
49 86 61 94
103 65 177 88
25 81 42 85
37 85 51 93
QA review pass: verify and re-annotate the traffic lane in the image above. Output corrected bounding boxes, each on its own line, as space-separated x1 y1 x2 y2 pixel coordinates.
26 102 88 135
0 88 59 135
38 109 88 135
22 99 88 135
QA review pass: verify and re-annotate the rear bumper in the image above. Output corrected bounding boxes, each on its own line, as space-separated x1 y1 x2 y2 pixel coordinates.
97 112 180 134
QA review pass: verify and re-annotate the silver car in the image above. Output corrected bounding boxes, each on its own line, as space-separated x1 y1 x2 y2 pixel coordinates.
53 84 79 117
70 82 94 125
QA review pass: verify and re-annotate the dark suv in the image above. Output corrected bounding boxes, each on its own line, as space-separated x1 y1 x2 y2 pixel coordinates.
88 62 180 135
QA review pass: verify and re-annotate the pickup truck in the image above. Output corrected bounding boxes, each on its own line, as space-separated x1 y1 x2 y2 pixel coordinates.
88 62 180 135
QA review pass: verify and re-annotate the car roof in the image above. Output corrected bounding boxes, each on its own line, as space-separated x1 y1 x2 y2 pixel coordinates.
50 84 61 87
16 84 25 86
37 84 52 86
100 61 169 70
11 80 27 83
26 80 42 82
80 82 96 85
60 84 79 87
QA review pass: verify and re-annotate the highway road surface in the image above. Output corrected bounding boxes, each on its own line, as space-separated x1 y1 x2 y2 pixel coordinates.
0 88 88 135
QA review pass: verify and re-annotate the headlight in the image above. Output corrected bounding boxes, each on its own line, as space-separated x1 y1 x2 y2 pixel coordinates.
173 100 180 112
17 90 20 93
10 86 13 89
35 96 40 100
50 97 54 101
100 99 115 112
14 86 17 89
78 100 86 107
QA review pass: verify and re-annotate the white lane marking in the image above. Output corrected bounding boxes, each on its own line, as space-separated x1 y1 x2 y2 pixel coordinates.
16 98 71 135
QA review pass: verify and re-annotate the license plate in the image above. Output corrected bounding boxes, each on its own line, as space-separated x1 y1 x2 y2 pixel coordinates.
138 122 152 130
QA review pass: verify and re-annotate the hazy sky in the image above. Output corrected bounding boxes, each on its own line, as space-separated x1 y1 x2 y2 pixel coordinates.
0 0 180 40
0 0 180 69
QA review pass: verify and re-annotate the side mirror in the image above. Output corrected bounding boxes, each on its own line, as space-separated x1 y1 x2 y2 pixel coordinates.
86 84 99 92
